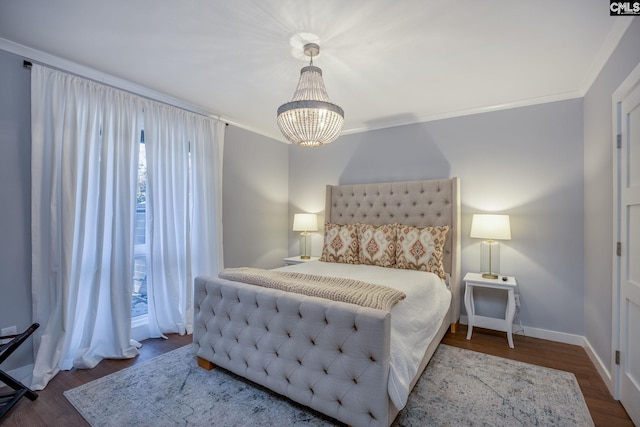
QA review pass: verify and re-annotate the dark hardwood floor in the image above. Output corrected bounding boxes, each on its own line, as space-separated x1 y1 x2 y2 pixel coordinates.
1 327 633 426
1 334 193 427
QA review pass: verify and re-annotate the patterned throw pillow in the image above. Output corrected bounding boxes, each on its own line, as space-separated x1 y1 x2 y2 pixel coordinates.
320 223 359 264
396 225 450 278
357 223 397 267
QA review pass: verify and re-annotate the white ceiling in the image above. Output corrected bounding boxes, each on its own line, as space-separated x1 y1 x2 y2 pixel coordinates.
0 1 632 142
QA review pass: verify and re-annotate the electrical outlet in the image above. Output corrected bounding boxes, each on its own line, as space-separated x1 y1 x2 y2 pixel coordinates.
1 326 18 344
514 294 521 308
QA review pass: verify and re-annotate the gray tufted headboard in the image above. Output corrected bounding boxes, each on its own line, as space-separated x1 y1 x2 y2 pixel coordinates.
325 178 461 325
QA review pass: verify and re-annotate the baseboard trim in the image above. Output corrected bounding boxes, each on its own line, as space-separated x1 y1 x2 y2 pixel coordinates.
583 337 615 397
459 315 584 346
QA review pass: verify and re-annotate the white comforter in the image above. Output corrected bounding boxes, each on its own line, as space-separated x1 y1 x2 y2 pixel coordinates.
275 261 451 409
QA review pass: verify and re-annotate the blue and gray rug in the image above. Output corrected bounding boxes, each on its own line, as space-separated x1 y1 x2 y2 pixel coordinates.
64 344 593 426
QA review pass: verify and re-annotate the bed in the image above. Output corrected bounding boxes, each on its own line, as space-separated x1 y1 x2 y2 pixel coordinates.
193 178 461 427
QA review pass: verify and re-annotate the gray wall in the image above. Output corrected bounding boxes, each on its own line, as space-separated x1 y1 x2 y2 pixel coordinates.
584 18 640 374
289 99 585 335
0 49 33 370
222 125 289 269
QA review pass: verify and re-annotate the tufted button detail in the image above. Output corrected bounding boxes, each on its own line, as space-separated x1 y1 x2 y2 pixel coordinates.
337 399 342 405
352 378 358 384
310 338 315 345
323 368 328 374
370 356 376 362
353 324 358 331
338 347 343 353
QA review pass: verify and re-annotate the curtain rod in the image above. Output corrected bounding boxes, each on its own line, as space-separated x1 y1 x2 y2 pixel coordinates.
21 59 228 126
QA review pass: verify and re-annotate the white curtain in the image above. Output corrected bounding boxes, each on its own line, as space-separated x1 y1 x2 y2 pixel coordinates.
30 64 225 388
144 105 225 337
31 65 142 389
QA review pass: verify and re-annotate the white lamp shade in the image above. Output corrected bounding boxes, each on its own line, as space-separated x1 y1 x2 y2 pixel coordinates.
470 214 511 240
292 213 318 232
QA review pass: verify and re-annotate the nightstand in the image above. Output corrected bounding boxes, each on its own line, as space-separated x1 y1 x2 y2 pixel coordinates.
464 272 518 348
283 256 320 266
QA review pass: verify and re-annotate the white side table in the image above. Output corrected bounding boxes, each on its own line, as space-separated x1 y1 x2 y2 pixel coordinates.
283 256 320 266
464 272 518 348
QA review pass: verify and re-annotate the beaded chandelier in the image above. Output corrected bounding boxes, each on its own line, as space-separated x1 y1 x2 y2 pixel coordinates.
277 43 344 147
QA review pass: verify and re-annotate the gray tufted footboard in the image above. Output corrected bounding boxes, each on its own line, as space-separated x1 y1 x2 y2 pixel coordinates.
194 275 394 427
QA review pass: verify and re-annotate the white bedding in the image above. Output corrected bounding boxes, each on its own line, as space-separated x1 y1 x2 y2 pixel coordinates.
275 260 451 409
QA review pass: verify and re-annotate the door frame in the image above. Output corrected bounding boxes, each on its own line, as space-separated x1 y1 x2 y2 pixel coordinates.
611 61 640 400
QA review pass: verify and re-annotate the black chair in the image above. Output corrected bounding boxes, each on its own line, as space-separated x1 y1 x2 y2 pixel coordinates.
0 323 39 418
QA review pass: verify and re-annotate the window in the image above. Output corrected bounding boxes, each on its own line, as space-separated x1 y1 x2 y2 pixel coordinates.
132 136 148 318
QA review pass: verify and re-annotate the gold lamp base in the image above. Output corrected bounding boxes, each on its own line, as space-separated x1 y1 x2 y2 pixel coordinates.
482 273 498 279
300 255 310 259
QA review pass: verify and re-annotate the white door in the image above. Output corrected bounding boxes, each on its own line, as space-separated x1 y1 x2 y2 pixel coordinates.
615 63 640 425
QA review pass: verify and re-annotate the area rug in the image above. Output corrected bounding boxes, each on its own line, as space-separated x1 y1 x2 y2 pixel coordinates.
64 344 594 426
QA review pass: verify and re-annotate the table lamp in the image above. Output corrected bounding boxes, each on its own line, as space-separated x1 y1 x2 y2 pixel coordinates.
470 214 511 279
293 213 318 259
